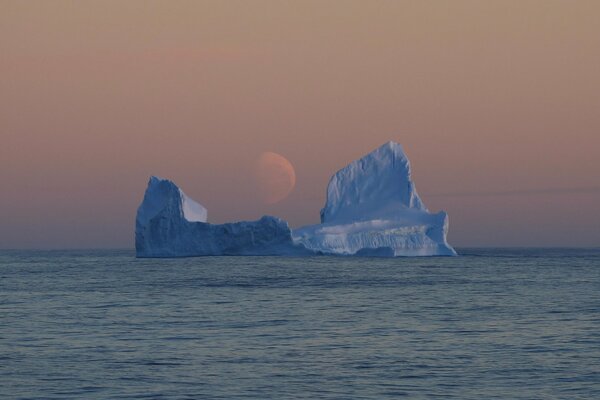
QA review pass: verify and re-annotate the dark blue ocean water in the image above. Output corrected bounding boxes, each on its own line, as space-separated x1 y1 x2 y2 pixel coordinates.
1 249 600 399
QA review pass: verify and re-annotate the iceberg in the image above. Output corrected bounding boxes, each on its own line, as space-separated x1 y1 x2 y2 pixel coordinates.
135 142 455 257
135 177 306 257
292 142 456 256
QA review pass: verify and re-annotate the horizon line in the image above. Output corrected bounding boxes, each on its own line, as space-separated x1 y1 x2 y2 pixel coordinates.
423 186 600 198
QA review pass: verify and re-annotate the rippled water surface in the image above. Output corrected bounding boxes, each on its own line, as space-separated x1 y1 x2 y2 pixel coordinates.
1 249 600 399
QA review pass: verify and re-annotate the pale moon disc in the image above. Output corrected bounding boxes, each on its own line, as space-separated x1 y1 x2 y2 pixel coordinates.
255 152 296 204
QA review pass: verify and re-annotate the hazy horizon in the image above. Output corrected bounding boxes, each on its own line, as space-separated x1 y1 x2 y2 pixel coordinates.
2 1 599 249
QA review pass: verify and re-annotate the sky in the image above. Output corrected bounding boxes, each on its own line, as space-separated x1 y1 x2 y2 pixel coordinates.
1 0 599 249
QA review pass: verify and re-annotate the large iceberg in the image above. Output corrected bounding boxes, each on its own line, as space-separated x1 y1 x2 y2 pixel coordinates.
292 142 456 256
135 177 306 257
135 142 455 257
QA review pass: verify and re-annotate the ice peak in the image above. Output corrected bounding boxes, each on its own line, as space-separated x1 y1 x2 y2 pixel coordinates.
320 141 426 223
368 141 408 165
137 176 207 225
381 140 403 152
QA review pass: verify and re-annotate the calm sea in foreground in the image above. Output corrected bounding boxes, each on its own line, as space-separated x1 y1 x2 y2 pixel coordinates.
1 249 599 399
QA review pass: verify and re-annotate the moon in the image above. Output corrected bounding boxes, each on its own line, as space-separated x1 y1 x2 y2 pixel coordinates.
255 152 296 204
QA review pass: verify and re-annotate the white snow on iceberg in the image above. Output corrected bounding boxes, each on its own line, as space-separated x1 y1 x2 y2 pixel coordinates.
292 142 456 256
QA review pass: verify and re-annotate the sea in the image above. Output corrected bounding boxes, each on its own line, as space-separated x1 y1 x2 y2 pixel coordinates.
1 248 599 399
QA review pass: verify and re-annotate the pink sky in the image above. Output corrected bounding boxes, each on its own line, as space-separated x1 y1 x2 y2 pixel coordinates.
1 1 599 248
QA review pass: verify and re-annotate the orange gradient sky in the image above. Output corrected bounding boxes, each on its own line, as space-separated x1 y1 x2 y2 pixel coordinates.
1 0 599 248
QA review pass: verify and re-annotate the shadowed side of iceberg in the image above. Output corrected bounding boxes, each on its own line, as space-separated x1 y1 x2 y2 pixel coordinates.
135 177 308 257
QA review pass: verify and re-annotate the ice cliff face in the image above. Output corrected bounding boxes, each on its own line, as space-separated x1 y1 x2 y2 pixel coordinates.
319 141 425 223
135 177 305 257
292 142 456 256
